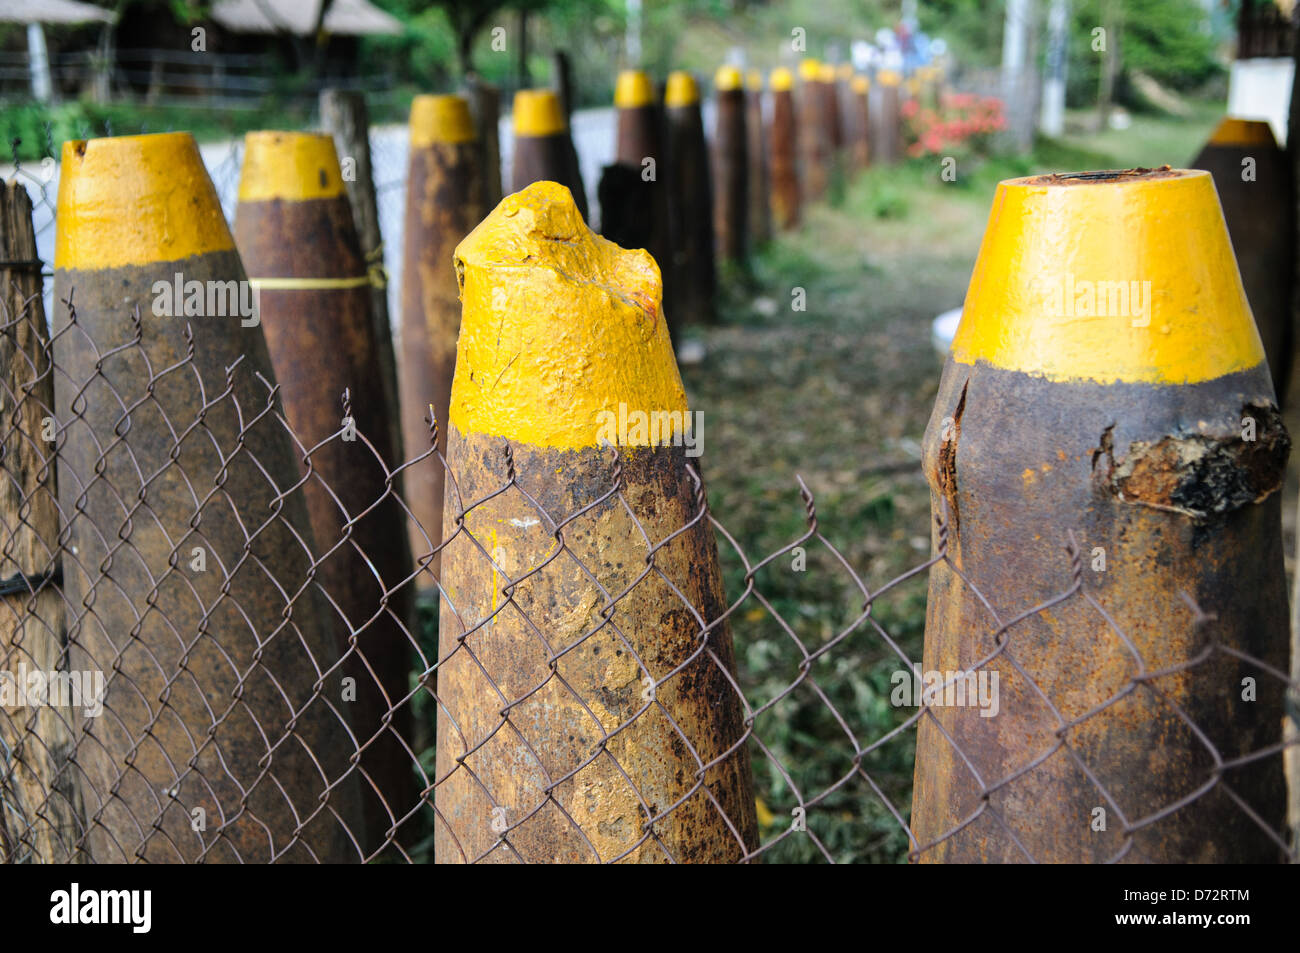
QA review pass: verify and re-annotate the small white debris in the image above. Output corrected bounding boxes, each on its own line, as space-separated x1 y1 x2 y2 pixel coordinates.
677 339 707 366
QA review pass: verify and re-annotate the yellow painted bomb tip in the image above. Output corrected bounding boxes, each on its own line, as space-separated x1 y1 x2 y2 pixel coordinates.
952 168 1263 385
410 94 477 146
877 69 902 87
746 69 764 91
56 132 235 271
513 89 567 136
451 180 687 449
851 75 870 94
798 59 822 81
770 67 794 92
715 65 743 91
1207 117 1277 149
615 70 655 108
664 71 700 107
238 131 344 202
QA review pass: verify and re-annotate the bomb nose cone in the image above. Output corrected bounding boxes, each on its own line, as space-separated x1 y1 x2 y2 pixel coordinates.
512 88 566 136
238 130 343 201
410 93 476 145
664 71 699 106
56 131 233 270
452 180 684 450
614 69 655 108
952 167 1263 386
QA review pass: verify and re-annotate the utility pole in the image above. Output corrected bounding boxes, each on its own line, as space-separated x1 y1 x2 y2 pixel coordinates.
1041 0 1069 136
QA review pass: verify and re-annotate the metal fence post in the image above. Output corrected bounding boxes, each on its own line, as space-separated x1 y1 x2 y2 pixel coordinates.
433 181 758 862
664 71 717 326
53 132 365 862
399 96 486 590
912 168 1290 862
234 130 419 853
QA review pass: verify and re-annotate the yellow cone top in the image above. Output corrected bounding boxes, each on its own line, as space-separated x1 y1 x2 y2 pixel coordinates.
877 69 902 86
952 168 1263 385
836 63 855 81
513 89 567 137
55 132 235 271
451 181 687 449
615 69 655 108
770 67 794 92
664 71 700 107
1207 117 1278 149
238 131 344 203
410 94 477 147
714 65 743 91
798 58 822 81
852 75 870 94
746 69 764 91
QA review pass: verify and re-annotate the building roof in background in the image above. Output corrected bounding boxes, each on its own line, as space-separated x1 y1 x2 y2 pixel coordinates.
0 0 114 24
211 0 401 36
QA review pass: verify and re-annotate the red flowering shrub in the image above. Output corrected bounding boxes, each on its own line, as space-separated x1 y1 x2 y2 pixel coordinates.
903 92 1007 158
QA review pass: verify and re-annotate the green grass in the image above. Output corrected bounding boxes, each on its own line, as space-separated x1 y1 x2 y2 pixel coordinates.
1056 102 1225 170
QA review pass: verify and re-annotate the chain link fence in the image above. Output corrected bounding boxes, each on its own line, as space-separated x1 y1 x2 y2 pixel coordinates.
0 278 1295 863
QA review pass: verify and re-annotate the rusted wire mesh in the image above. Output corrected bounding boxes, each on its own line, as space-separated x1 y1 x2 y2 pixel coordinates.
0 287 1296 864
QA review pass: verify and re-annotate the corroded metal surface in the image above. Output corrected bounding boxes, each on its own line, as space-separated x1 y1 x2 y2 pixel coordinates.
234 133 417 852
400 105 486 589
434 434 759 863
1191 121 1294 401
797 67 830 201
54 133 363 863
605 90 676 338
873 79 901 165
745 81 772 246
664 81 717 325
769 77 801 230
433 181 757 863
511 90 588 221
915 363 1289 862
912 168 1290 863
711 77 749 265
849 79 871 171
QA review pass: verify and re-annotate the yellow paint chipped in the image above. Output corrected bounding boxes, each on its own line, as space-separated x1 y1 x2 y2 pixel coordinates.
951 169 1264 384
55 132 235 270
410 94 477 147
451 181 686 449
238 131 344 202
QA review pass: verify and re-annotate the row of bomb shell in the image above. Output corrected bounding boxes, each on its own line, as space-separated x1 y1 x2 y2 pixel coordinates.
12 73 1292 861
